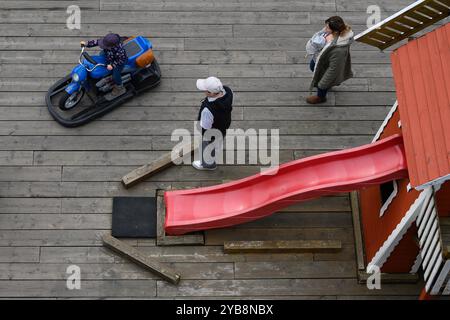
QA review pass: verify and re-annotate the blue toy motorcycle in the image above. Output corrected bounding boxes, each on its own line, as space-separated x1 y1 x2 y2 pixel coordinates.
46 36 161 127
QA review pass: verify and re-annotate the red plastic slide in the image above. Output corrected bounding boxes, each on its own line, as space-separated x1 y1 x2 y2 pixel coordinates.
164 134 408 235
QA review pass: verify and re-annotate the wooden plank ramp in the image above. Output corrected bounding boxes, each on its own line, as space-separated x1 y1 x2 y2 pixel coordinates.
224 240 342 254
122 143 197 188
102 234 181 285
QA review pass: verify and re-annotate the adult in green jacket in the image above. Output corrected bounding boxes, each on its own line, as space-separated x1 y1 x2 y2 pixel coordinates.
307 16 354 104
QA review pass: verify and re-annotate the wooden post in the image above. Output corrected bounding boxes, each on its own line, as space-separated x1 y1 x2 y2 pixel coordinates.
350 191 366 271
122 143 197 189
102 234 181 284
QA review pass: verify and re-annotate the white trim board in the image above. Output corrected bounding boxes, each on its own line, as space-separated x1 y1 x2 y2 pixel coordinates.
372 101 400 218
415 174 450 191
379 181 399 218
410 253 423 274
372 101 398 143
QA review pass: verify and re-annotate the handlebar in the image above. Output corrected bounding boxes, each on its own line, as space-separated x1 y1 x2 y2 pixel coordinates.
79 46 106 72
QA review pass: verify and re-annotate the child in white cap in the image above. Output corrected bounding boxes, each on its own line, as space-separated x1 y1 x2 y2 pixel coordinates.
193 77 233 170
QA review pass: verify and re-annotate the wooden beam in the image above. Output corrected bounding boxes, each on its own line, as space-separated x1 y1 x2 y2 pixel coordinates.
122 143 197 189
223 240 342 254
357 35 386 49
350 191 366 271
156 190 204 246
358 271 419 284
102 234 181 284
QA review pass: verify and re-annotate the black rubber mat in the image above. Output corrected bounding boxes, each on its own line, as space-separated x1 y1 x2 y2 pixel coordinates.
112 197 157 238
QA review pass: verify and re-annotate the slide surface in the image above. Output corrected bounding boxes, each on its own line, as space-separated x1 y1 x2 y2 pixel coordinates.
165 134 408 235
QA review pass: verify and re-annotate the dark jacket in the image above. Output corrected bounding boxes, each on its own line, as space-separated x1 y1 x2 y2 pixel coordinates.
310 30 354 90
197 86 233 137
87 37 128 68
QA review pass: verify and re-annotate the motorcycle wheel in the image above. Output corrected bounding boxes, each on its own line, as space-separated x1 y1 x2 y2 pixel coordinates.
59 89 85 110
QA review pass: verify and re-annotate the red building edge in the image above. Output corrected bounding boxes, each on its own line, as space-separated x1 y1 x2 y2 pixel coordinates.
359 105 449 272
356 19 450 297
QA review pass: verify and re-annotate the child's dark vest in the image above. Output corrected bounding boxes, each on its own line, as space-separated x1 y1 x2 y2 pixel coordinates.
197 86 233 137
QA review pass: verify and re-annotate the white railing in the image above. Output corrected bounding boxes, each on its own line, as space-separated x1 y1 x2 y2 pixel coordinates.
416 186 449 294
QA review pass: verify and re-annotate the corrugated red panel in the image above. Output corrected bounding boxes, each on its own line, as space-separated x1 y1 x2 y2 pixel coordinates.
391 22 450 189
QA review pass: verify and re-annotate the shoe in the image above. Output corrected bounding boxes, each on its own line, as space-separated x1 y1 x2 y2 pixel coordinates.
306 95 327 104
192 160 217 171
105 85 126 101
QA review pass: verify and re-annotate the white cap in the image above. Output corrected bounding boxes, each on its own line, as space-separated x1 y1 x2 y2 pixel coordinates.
196 77 224 94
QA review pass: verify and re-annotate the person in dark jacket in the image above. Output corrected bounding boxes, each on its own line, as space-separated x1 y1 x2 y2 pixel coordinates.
80 33 128 101
307 16 354 104
193 77 233 170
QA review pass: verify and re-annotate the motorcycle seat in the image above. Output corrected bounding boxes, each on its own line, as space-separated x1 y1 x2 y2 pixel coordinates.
124 40 142 58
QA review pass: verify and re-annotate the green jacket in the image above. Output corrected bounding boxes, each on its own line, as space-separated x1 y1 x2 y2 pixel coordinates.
310 30 354 90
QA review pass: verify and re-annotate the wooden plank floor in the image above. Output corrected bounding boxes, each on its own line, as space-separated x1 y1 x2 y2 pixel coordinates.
0 0 428 299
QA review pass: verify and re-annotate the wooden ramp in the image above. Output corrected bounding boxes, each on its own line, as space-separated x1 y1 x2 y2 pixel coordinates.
355 0 450 50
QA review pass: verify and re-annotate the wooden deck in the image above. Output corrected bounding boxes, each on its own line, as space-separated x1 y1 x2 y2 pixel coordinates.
0 0 430 299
